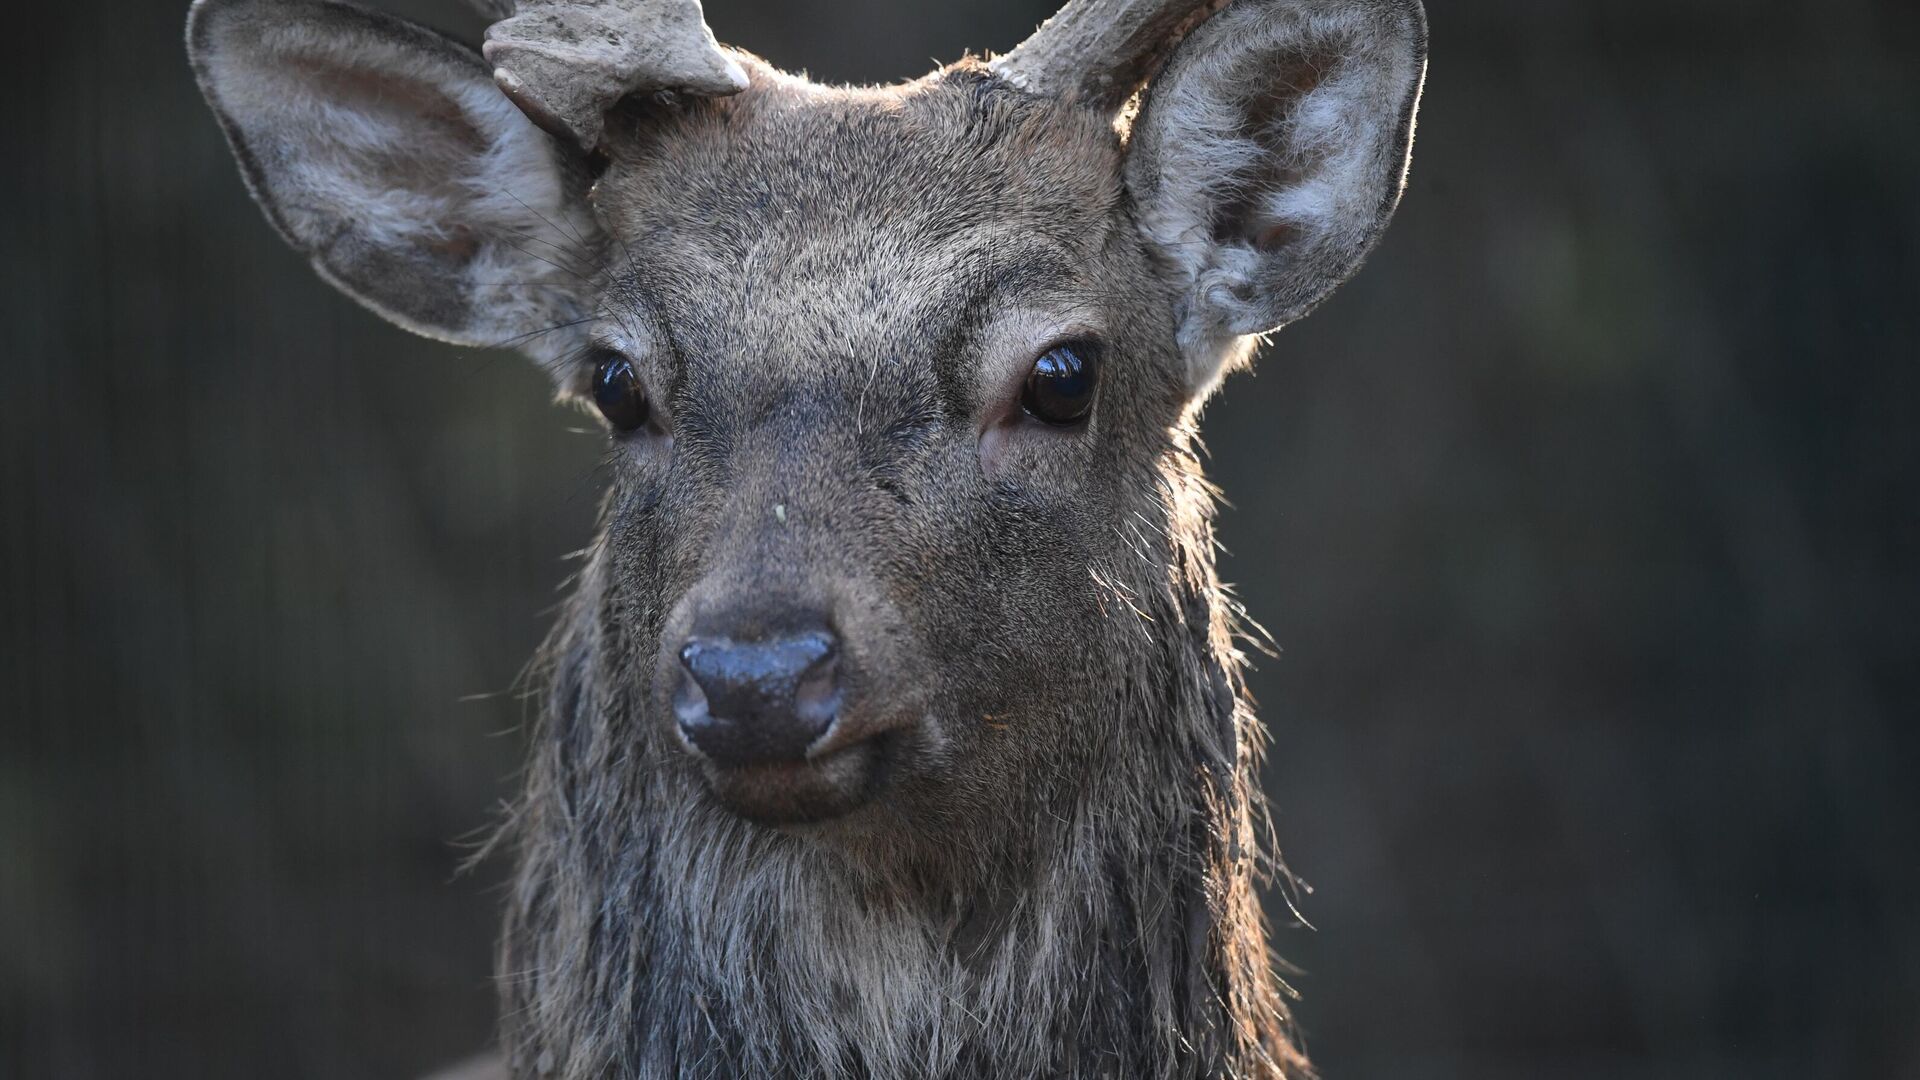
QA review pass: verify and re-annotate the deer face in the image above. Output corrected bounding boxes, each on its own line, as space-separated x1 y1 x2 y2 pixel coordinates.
190 0 1424 831
577 72 1192 824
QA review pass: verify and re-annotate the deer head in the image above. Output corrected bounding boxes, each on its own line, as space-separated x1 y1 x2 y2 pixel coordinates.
189 0 1424 1074
188 0 1424 817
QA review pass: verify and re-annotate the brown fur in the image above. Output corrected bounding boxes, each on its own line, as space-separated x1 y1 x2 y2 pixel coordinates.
186 1 1428 1076
483 59 1304 1078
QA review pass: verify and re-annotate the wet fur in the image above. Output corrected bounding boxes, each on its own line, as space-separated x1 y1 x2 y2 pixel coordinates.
492 67 1304 1078
187 2 1428 1076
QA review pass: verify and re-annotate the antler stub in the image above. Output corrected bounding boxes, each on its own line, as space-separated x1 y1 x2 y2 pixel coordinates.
991 0 1227 113
477 0 748 149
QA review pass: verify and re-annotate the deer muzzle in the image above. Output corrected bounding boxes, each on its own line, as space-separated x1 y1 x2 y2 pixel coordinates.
657 559 926 825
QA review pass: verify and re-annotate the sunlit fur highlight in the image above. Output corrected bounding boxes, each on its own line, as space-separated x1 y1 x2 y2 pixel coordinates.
491 425 1306 1079
187 1 1429 1077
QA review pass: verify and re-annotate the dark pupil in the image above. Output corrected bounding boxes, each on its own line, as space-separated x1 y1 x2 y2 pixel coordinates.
592 352 649 433
1022 343 1100 425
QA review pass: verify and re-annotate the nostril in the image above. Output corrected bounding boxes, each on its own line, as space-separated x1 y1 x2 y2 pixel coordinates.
792 652 841 728
673 626 842 768
671 663 711 727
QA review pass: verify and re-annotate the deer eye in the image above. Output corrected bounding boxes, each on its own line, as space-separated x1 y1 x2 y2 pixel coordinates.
591 350 651 433
1020 341 1101 426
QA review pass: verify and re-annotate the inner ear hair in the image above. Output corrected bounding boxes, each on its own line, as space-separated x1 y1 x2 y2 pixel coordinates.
188 0 604 366
1123 0 1427 394
1207 48 1345 251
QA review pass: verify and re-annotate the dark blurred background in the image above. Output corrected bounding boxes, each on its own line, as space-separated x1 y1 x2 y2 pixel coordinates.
4 0 1916 1076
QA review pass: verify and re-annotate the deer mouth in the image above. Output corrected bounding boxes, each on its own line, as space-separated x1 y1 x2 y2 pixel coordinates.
693 736 887 824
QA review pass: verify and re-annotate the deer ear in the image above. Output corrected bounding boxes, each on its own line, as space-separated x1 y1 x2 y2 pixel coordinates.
1124 0 1426 394
188 0 602 361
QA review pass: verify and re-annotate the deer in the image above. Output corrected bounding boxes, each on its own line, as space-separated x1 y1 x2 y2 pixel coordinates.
186 0 1425 1075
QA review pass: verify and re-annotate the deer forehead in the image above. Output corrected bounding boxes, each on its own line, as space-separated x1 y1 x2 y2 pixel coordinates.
586 70 1141 376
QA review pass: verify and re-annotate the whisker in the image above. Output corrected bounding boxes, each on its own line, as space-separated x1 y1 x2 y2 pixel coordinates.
488 230 600 285
487 220 595 275
482 313 608 352
498 184 593 250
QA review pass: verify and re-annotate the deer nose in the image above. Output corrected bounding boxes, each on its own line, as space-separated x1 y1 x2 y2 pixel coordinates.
672 626 842 768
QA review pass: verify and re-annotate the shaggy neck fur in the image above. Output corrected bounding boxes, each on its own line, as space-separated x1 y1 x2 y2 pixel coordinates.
493 449 1304 1080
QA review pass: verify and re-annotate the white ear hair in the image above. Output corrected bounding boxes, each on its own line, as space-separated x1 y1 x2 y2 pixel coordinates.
189 0 604 369
1124 0 1426 395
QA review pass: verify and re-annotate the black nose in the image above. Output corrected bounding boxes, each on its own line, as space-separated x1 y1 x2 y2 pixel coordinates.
673 626 842 768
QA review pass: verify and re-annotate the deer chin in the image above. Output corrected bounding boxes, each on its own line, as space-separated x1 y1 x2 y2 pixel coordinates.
693 737 887 825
